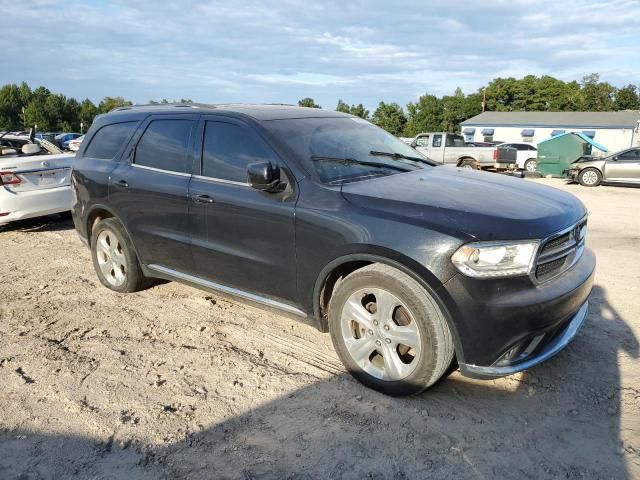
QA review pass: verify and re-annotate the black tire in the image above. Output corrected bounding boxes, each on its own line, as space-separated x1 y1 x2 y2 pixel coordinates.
91 218 147 293
328 263 454 396
578 168 602 187
523 158 537 173
458 159 478 170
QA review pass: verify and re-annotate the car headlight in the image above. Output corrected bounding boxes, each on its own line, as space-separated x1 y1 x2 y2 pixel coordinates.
451 241 539 278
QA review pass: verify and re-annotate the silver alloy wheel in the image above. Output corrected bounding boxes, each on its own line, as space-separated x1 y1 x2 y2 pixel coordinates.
96 229 127 287
340 288 422 381
525 159 537 172
581 170 598 185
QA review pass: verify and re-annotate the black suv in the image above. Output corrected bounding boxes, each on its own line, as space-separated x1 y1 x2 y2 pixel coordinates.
71 104 595 396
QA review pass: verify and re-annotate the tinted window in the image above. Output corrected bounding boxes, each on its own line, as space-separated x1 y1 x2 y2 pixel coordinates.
84 122 137 160
135 119 194 173
201 121 276 182
618 149 640 160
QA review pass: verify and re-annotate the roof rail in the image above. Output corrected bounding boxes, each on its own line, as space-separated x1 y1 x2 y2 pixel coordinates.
110 103 204 112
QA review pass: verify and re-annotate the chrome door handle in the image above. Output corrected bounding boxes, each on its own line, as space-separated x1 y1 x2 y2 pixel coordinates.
192 194 214 204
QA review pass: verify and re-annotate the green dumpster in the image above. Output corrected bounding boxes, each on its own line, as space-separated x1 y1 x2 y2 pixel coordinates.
537 132 609 178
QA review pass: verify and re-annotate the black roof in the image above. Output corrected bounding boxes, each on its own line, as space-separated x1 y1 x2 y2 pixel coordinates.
109 103 351 121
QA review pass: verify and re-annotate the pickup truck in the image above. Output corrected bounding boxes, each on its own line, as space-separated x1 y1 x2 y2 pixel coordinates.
410 132 515 170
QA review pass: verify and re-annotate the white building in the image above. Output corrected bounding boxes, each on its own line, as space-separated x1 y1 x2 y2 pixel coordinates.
460 111 640 153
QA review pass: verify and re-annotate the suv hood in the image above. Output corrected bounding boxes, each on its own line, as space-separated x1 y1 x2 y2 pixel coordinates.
340 167 586 241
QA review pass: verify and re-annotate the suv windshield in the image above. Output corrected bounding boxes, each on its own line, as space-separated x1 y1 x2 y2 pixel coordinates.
264 117 434 184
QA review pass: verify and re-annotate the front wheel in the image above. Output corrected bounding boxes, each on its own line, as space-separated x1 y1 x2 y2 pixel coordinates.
578 168 602 187
328 263 454 396
523 158 537 173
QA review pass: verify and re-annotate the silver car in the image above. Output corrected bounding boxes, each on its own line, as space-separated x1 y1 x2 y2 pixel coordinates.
567 147 640 187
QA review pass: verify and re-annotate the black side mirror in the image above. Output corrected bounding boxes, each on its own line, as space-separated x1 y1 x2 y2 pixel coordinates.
247 162 285 192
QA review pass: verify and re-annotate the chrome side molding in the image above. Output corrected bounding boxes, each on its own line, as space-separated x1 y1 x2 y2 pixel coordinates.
147 264 307 318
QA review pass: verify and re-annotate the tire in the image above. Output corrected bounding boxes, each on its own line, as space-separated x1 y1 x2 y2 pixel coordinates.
578 168 602 187
91 218 147 293
328 263 454 396
458 159 477 169
523 158 537 173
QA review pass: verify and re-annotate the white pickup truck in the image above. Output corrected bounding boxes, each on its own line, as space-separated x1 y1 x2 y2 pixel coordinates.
410 132 514 170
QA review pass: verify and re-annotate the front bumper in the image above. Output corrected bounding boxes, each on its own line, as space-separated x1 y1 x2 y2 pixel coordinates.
566 168 579 181
443 247 595 378
461 301 588 378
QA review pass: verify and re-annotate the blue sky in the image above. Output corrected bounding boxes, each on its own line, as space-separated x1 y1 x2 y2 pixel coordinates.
1 0 638 111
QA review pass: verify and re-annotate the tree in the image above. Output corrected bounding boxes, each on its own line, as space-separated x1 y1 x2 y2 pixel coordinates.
614 84 639 110
581 73 615 111
298 97 321 108
98 96 132 114
371 102 407 135
440 87 467 132
335 99 350 113
404 94 443 136
79 99 98 130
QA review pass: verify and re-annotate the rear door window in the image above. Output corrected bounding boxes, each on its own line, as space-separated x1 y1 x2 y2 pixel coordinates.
201 121 277 183
84 121 137 159
135 119 195 174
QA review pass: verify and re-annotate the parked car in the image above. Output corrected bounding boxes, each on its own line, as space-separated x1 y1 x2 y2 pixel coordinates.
0 152 74 224
54 132 82 150
72 104 594 396
567 147 640 186
497 142 538 172
410 132 514 170
68 135 85 152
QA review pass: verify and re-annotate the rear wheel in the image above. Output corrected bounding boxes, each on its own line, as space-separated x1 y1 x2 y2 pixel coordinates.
91 218 147 293
458 159 478 170
578 168 602 187
328 263 454 396
523 158 537 173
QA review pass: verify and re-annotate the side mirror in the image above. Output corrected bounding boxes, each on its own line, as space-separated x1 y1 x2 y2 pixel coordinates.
247 162 285 192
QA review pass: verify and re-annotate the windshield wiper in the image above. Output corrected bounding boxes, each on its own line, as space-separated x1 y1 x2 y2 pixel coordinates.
310 155 411 172
369 150 431 164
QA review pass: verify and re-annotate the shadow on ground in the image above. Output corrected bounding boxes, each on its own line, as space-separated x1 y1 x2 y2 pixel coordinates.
0 284 637 480
0 213 74 234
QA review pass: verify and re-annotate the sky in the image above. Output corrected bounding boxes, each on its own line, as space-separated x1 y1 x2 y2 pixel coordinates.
1 0 639 111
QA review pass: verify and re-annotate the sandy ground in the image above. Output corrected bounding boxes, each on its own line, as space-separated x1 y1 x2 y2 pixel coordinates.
0 178 638 479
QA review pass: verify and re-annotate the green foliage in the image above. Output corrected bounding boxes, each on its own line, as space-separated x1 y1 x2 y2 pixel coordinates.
371 102 406 135
404 94 443 136
335 99 369 119
298 97 321 108
614 84 639 110
0 82 134 132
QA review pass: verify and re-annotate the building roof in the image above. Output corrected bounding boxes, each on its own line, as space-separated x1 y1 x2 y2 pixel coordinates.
461 111 640 129
110 103 350 121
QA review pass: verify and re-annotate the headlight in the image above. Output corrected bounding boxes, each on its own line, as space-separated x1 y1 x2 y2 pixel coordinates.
451 241 539 278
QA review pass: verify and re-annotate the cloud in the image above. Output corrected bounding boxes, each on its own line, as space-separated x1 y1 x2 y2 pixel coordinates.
0 0 637 110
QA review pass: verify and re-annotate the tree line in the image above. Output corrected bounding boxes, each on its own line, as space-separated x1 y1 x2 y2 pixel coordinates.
1 74 638 136
299 74 639 137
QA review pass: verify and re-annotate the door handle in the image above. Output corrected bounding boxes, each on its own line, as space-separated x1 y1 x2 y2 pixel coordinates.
113 179 129 188
191 194 214 204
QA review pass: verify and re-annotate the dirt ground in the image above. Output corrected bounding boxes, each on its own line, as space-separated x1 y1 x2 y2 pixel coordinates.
0 178 638 479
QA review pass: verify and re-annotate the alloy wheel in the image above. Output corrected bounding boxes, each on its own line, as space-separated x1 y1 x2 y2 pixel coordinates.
96 229 127 287
340 288 422 381
581 170 598 185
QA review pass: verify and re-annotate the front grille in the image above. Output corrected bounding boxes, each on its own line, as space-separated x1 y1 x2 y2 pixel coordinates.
534 218 587 282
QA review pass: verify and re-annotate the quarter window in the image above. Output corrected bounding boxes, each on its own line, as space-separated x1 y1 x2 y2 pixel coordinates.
135 119 194 174
84 121 137 160
201 121 277 183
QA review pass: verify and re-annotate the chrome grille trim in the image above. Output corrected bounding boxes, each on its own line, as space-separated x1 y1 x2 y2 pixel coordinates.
532 216 587 283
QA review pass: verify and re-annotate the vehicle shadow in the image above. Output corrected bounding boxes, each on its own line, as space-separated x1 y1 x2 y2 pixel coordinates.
0 285 636 479
0 213 74 233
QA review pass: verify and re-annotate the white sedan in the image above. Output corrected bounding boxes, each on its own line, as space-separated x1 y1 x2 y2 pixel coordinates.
68 135 85 152
0 153 75 225
497 142 538 172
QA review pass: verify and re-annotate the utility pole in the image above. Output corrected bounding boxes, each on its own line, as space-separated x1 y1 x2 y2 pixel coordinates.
482 88 486 112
